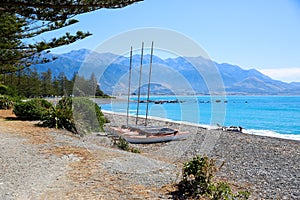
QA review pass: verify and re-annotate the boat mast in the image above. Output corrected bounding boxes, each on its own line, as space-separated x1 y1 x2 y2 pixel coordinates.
136 42 144 125
145 41 154 126
126 46 133 127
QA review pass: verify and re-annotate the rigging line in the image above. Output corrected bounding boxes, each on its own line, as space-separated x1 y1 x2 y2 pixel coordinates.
145 41 154 126
126 46 133 127
136 42 144 125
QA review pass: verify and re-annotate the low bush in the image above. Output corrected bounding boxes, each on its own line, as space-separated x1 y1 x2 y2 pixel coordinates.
71 97 109 134
0 84 18 97
115 136 141 153
13 98 52 120
41 97 77 133
41 97 108 135
173 155 250 200
0 85 9 95
0 95 15 109
116 136 130 150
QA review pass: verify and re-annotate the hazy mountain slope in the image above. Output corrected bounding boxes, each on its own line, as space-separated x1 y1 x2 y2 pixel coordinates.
31 49 300 95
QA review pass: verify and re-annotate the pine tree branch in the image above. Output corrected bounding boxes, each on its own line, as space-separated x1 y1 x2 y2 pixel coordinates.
0 0 142 10
0 0 143 74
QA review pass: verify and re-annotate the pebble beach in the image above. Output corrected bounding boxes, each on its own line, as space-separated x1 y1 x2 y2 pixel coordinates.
104 111 300 199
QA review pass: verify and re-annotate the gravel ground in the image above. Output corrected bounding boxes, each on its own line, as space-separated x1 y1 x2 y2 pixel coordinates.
0 133 69 199
0 109 299 199
104 111 300 199
0 110 178 199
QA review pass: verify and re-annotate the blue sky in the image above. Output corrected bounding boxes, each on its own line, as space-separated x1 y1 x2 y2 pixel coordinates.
48 0 300 82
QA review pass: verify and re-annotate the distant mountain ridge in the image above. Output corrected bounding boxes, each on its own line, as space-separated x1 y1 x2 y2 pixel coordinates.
32 49 300 95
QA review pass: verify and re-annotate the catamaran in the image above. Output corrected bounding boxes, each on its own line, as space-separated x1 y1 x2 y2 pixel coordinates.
108 42 190 144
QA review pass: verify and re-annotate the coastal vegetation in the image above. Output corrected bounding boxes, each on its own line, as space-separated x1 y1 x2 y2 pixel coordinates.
0 93 108 135
41 97 109 134
115 136 141 153
0 67 110 135
0 95 15 109
0 68 109 98
11 97 108 135
172 155 250 200
13 98 52 120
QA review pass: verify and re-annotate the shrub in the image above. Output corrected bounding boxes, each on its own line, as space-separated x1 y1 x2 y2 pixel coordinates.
115 136 140 153
173 155 250 200
130 148 141 154
179 155 217 198
0 85 9 95
116 136 130 150
13 98 52 120
0 84 18 97
72 97 108 133
41 97 77 133
41 97 108 135
0 95 15 109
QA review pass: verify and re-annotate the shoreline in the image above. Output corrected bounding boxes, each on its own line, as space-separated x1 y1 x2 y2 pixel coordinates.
102 110 300 142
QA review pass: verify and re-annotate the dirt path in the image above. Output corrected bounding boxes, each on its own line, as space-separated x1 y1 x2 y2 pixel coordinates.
0 110 176 199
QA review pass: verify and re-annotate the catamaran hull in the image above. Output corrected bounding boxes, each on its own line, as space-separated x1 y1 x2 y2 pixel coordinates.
123 133 189 144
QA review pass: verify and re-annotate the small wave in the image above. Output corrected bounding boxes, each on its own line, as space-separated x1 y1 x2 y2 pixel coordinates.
243 129 300 141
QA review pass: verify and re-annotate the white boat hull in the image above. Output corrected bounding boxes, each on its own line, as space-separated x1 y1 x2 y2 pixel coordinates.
108 126 190 144
123 133 189 144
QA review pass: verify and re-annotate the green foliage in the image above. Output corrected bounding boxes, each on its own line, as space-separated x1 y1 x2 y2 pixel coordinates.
0 85 9 95
211 182 235 200
41 97 77 133
0 68 108 98
115 136 141 153
41 97 108 135
235 191 251 199
73 72 110 97
13 98 52 120
174 155 250 200
0 84 18 97
0 95 15 109
0 12 24 73
72 97 108 133
0 1 142 74
130 147 141 154
180 155 217 197
116 136 130 150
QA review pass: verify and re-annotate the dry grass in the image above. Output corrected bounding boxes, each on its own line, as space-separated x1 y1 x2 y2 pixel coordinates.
0 109 15 118
0 109 54 144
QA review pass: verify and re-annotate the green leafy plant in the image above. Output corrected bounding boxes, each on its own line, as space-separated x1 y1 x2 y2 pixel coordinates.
41 97 108 135
116 136 130 150
13 98 52 120
115 136 140 153
179 155 217 198
0 95 15 109
41 97 77 133
0 84 18 97
72 97 109 133
173 155 250 200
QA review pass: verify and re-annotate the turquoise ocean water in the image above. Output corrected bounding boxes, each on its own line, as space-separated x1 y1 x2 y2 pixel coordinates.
101 96 300 140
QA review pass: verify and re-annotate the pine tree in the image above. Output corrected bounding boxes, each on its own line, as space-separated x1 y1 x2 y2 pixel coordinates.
0 0 142 74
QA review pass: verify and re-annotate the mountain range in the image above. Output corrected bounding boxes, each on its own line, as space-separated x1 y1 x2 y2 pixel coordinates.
32 49 300 95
